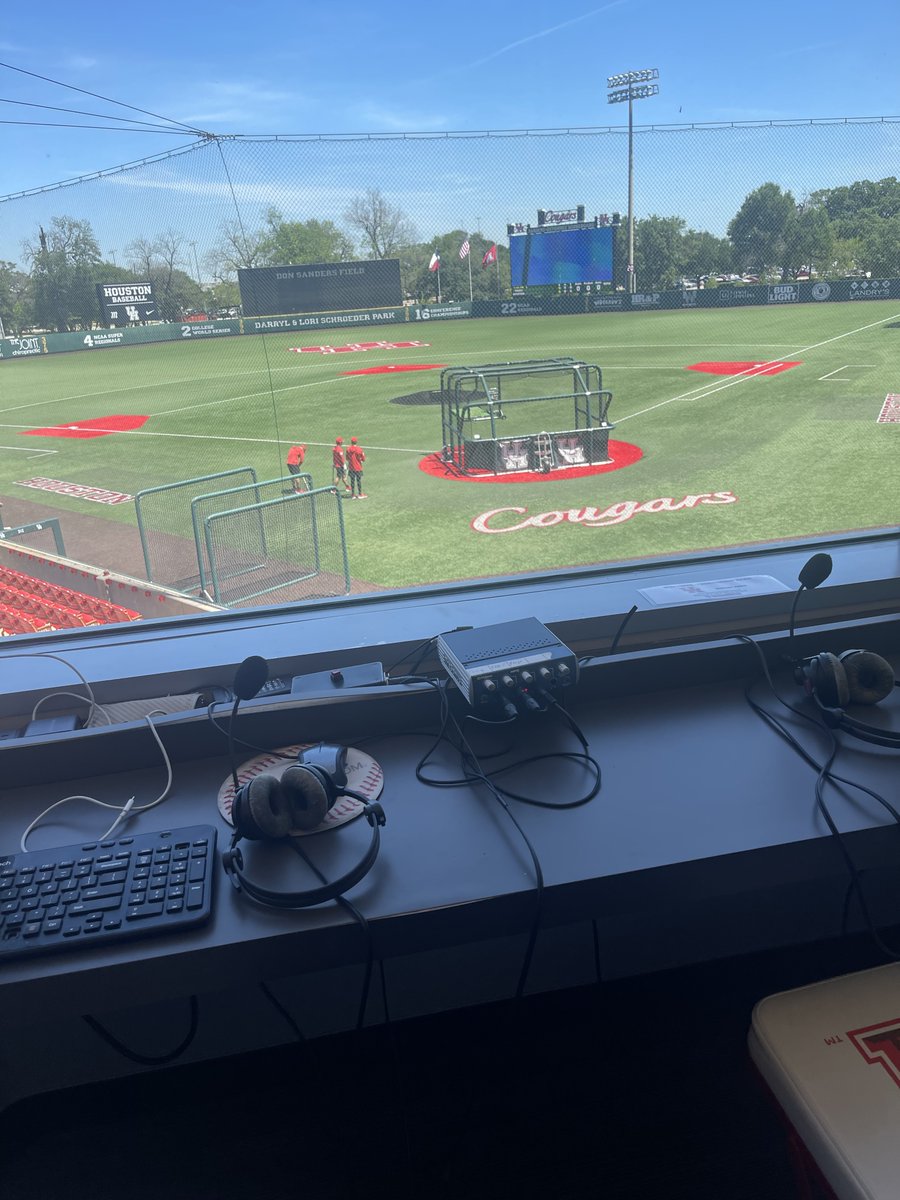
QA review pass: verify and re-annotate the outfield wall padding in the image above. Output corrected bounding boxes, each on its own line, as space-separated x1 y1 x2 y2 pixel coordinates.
2 279 897 360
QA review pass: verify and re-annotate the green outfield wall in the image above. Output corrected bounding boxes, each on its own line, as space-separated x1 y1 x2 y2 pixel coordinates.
2 280 897 360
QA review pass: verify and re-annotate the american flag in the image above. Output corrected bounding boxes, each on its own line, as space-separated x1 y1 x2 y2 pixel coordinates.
459 239 470 259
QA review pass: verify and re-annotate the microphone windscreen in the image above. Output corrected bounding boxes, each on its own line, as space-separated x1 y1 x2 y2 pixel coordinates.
233 655 269 701
798 553 833 590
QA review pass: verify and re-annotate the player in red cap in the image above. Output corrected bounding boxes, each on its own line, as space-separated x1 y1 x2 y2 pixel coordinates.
332 436 350 493
346 436 367 499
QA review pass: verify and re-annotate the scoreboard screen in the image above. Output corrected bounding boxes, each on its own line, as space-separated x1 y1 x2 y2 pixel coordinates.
509 226 614 286
238 259 402 316
96 281 157 325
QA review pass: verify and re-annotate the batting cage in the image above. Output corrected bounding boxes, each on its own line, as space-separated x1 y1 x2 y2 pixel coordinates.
439 358 614 475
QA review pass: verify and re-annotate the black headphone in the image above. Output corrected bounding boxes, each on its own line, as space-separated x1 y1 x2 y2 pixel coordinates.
221 742 386 908
797 649 900 747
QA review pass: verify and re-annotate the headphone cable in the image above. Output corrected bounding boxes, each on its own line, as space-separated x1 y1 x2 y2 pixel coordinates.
740 635 900 960
287 839 375 1031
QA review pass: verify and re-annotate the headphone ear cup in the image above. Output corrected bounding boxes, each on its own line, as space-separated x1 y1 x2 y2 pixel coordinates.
236 773 293 840
840 650 895 706
807 652 849 709
280 765 333 832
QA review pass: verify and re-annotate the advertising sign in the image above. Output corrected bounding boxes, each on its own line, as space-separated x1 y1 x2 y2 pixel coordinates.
96 281 157 325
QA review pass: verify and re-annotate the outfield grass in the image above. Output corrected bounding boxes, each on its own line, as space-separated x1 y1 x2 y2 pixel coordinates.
0 301 897 591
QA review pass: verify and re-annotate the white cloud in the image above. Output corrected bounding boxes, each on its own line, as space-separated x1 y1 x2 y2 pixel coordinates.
355 103 450 132
176 80 310 130
65 55 98 70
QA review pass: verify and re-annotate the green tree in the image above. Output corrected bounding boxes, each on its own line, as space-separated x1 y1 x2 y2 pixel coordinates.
24 216 102 331
258 210 354 265
681 228 733 283
857 214 900 276
784 204 835 279
728 183 798 279
827 236 862 278
810 177 900 239
344 189 417 259
633 215 685 289
0 261 34 334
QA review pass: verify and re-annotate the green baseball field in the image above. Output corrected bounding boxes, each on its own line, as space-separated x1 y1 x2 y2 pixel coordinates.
1 300 897 594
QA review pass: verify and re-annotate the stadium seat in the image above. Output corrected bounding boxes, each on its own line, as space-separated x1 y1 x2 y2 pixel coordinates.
0 571 140 631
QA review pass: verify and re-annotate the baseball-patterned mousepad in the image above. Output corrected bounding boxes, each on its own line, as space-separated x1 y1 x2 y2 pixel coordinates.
217 744 384 836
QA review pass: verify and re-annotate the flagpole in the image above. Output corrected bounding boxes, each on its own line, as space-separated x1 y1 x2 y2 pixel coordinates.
438 261 442 304
466 236 473 302
495 251 500 299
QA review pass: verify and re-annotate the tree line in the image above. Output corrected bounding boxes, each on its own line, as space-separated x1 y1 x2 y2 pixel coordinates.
2 179 899 336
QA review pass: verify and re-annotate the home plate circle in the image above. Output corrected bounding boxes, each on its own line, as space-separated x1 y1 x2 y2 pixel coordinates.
217 744 384 835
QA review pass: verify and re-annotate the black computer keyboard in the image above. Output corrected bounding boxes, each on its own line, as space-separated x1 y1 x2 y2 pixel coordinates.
0 824 216 963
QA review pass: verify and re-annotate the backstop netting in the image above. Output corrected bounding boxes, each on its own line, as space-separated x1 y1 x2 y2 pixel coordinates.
2 118 899 613
203 486 349 606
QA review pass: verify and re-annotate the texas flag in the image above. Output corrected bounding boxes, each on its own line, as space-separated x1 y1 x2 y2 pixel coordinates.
482 244 497 268
428 251 441 272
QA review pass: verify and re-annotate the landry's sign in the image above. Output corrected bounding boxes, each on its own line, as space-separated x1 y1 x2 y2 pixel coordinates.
471 490 737 534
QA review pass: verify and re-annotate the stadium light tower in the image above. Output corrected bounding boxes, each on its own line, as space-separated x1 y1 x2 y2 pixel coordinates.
607 68 659 293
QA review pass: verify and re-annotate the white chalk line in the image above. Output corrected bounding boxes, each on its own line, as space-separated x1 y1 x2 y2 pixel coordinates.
614 311 900 425
819 366 849 381
0 423 428 454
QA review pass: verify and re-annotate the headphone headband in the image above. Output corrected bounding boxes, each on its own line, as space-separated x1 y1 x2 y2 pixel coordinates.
223 801 385 908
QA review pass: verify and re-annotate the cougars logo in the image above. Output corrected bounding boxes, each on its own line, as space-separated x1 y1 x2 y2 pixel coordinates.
848 1019 900 1087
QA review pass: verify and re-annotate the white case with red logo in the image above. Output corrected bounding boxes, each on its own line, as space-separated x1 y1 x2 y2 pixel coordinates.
749 963 900 1200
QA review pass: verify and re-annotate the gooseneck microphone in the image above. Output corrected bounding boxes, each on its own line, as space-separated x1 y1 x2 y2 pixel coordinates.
228 656 269 792
788 553 833 657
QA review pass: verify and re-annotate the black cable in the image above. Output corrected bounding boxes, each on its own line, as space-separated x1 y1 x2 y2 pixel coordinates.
82 995 199 1065
259 980 306 1043
609 604 639 656
0 118 200 133
415 682 601 808
287 839 375 1031
0 59 204 133
417 681 545 998
0 95 190 130
739 635 900 961
205 702 297 761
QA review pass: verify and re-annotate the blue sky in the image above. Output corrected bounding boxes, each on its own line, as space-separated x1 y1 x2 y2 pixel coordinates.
1 0 898 265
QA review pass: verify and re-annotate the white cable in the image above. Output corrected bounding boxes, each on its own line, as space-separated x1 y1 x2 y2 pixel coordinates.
19 712 174 853
101 795 136 841
1 651 98 726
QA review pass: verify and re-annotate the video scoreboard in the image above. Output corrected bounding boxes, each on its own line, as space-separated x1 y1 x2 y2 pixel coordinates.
509 226 615 287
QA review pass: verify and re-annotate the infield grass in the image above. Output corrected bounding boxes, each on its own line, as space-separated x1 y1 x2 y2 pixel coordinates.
0 301 897 591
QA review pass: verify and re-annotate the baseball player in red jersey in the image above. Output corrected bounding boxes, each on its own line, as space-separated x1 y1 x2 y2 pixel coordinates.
346 436 367 499
286 443 306 492
332 436 350 492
